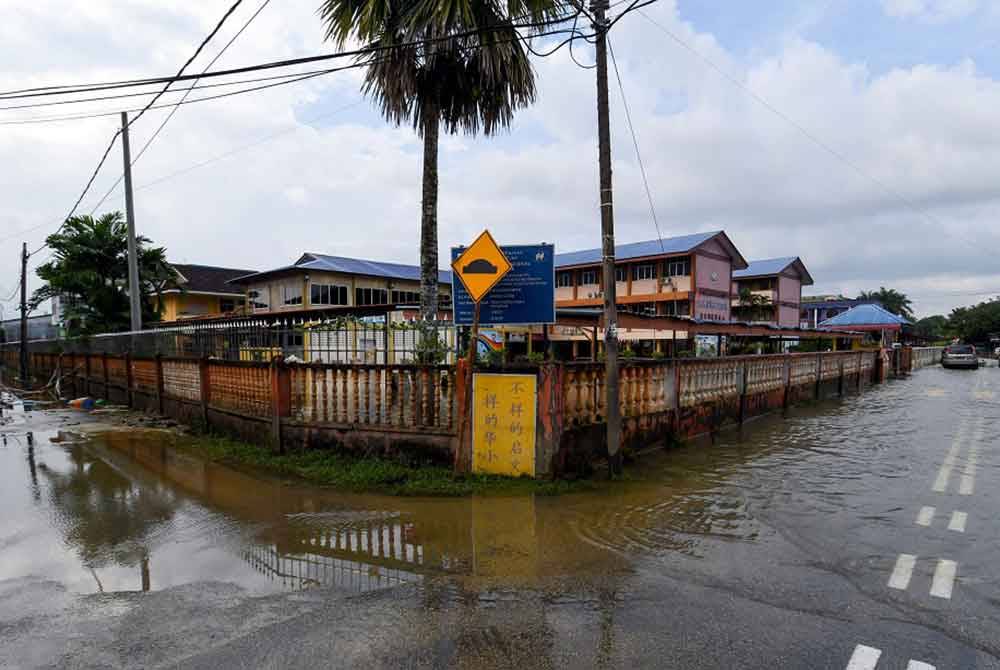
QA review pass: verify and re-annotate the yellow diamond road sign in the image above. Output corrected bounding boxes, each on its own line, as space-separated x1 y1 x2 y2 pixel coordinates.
452 230 512 303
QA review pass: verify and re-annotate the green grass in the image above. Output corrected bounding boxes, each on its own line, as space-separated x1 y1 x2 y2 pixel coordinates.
172 433 599 497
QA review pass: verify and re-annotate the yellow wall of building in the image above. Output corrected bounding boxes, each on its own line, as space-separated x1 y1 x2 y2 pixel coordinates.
157 293 234 322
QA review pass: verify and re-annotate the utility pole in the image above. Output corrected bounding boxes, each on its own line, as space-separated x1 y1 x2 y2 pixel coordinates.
591 0 622 476
121 111 142 332
19 242 29 387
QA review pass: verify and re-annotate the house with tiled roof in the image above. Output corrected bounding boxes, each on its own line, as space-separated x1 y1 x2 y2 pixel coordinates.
157 263 258 321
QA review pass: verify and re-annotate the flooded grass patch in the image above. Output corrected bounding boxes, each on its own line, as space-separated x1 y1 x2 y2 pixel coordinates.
173 433 598 497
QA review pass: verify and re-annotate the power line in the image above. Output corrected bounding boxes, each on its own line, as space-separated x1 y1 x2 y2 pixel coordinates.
90 0 273 215
608 36 664 253
130 0 245 128
29 130 122 256
0 65 319 113
0 100 365 249
5 2 643 270
132 100 364 192
24 0 250 258
0 11 587 103
0 24 592 127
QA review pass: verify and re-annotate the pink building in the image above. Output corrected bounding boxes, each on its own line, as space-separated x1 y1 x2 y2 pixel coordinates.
554 231 747 321
731 257 814 328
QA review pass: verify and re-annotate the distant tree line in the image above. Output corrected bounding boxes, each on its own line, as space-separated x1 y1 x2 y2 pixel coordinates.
854 287 998 344
908 300 1000 344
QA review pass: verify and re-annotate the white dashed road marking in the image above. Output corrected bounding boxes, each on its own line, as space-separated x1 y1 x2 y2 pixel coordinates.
845 645 936 670
915 506 935 527
959 444 978 496
888 554 917 590
932 425 966 493
930 559 957 600
948 511 967 533
846 644 882 670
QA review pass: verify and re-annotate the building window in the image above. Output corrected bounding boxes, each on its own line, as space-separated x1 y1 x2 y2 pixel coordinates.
311 283 349 306
677 300 690 316
282 284 303 307
355 287 389 306
665 258 690 276
249 288 268 310
579 269 598 285
220 298 239 313
632 264 655 281
615 267 627 282
390 289 421 304
556 272 574 288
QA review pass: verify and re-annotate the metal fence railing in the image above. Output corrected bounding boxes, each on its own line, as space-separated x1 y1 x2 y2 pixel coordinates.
0 317 459 365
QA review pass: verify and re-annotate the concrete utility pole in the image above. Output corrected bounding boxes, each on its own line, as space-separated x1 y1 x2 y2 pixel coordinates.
121 111 142 332
591 0 622 476
19 242 29 387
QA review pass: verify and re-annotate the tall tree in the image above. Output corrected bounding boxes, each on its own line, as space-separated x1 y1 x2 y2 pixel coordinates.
31 212 173 335
857 287 914 321
318 0 567 319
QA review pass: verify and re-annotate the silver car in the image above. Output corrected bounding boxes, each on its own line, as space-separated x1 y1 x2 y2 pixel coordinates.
942 344 979 369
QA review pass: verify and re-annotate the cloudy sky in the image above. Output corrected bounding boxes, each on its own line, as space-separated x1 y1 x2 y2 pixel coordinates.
3 0 1000 320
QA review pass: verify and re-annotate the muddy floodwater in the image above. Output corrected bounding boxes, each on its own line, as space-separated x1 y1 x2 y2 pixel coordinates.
2 365 1000 669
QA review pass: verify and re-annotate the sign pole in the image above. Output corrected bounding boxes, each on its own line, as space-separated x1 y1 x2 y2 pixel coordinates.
459 301 480 472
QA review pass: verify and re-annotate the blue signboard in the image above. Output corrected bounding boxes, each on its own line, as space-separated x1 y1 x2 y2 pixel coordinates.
452 244 555 325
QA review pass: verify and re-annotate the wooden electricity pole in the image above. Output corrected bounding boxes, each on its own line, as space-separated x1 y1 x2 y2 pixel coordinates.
592 0 622 475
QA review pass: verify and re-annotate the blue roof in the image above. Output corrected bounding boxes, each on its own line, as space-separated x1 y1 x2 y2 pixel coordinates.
231 253 451 285
803 298 880 310
302 253 451 284
733 257 796 278
733 257 815 285
555 231 721 267
818 303 910 327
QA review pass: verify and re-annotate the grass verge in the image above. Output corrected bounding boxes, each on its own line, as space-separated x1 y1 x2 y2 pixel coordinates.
171 433 600 497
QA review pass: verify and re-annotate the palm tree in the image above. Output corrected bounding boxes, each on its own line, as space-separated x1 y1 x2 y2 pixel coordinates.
32 212 173 335
318 0 568 319
857 287 914 321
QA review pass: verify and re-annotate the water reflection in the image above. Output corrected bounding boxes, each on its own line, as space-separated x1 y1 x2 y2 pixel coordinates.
0 412 778 597
9 368 964 599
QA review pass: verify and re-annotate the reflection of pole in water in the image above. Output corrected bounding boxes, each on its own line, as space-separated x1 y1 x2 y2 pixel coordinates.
89 567 105 593
596 587 617 670
141 552 151 592
26 440 40 502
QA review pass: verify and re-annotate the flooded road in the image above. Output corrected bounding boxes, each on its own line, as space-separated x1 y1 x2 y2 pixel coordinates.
2 365 999 669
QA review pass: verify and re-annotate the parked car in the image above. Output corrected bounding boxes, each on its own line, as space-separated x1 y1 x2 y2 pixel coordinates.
942 344 979 369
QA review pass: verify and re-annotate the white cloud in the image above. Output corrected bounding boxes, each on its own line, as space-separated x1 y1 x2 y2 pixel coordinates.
3 0 1000 320
881 0 984 22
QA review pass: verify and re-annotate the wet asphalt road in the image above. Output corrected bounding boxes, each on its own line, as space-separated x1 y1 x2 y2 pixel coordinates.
1 364 999 669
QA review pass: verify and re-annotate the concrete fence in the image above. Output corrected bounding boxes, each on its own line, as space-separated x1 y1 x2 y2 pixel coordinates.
2 346 940 477
911 346 945 370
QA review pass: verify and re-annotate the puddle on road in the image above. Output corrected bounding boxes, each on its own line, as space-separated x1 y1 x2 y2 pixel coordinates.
0 366 991 598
